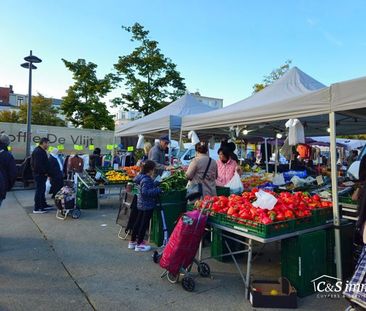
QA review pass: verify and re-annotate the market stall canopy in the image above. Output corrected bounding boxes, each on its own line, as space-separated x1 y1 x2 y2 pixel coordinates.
182 67 329 132
115 93 216 137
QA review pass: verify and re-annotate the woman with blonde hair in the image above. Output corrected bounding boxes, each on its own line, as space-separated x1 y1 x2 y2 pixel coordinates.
139 142 152 164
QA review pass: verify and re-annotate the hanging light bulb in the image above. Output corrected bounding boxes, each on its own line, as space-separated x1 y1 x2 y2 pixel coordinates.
243 129 249 135
327 127 331 133
276 133 283 139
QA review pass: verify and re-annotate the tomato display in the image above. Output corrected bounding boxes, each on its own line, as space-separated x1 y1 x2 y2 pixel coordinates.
194 189 332 225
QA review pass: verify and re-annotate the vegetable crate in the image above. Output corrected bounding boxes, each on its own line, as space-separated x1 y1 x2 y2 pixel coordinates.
216 186 230 197
281 230 327 297
219 212 317 238
151 190 187 246
325 221 355 280
339 196 357 205
76 184 98 209
311 208 333 225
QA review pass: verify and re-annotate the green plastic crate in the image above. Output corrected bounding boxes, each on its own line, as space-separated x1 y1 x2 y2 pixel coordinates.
339 196 357 205
151 201 187 246
160 189 187 203
312 208 333 225
76 187 98 209
281 230 327 297
220 215 295 238
216 186 231 197
325 222 355 279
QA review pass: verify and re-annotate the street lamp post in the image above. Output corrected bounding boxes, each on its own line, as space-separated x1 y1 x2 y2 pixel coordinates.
21 50 42 157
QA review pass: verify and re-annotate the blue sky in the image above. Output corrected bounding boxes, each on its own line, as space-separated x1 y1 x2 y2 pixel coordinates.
1 0 366 113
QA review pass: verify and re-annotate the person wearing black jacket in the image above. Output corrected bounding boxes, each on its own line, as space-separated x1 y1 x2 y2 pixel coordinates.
0 134 17 207
31 137 51 213
89 148 102 169
48 148 64 198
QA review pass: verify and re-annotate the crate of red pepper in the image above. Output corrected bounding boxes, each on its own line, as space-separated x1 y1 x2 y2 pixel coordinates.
193 189 332 238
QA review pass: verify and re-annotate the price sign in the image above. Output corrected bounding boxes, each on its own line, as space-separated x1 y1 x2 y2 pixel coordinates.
89 145 95 151
316 175 324 186
57 144 65 150
127 146 134 152
106 145 113 150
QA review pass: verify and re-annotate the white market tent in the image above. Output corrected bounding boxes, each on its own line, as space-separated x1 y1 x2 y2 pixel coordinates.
115 93 216 138
182 67 330 132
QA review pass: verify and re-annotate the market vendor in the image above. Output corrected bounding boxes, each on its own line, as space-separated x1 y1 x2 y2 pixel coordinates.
216 146 242 187
148 135 174 175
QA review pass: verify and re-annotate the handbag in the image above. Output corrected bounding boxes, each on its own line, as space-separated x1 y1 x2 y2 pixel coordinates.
186 158 212 201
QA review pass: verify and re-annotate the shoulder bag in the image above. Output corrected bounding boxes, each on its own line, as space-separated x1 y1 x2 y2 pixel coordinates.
186 158 212 201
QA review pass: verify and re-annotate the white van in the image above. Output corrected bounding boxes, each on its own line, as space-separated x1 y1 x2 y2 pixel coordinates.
347 144 366 179
171 143 221 166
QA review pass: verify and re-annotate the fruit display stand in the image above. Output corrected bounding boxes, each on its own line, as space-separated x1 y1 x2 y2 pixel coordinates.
197 219 333 299
191 190 335 299
76 169 129 209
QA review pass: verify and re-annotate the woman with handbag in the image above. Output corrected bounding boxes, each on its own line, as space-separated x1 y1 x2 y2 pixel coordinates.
186 142 217 199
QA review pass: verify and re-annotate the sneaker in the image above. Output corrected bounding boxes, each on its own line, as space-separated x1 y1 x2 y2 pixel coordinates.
135 241 151 252
33 208 47 214
128 241 137 249
43 206 55 211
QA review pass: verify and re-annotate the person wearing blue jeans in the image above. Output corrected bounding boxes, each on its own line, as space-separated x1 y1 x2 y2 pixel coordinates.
31 137 52 214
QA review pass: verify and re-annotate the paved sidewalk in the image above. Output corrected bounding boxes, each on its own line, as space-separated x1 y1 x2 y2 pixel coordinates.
0 190 349 311
0 191 92 311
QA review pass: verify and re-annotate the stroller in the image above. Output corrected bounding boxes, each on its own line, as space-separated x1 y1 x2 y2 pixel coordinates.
159 209 211 292
116 190 138 239
55 186 81 220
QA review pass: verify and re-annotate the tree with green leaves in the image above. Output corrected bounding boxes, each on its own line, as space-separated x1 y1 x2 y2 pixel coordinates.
113 23 186 115
253 60 292 93
18 93 65 126
0 94 65 126
61 59 116 130
0 110 19 123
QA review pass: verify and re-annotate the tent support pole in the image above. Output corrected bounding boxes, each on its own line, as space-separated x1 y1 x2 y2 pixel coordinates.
168 129 172 164
264 138 269 173
179 128 183 150
275 137 278 175
329 111 342 279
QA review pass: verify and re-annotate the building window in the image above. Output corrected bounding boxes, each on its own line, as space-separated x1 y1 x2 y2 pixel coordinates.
17 97 24 105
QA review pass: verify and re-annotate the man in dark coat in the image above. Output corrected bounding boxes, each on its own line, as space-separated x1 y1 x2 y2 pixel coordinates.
31 137 52 213
0 134 17 207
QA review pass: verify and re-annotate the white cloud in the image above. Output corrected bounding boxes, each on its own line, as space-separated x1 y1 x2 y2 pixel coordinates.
322 30 343 47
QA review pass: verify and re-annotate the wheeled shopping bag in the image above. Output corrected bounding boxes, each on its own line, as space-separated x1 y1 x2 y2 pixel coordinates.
55 186 81 220
159 210 211 291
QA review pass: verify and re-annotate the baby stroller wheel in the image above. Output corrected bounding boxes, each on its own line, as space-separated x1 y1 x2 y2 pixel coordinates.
167 272 179 284
72 209 81 219
182 276 195 292
152 250 160 263
197 262 211 278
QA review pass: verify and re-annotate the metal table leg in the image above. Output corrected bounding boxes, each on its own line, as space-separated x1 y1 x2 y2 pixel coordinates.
244 238 253 299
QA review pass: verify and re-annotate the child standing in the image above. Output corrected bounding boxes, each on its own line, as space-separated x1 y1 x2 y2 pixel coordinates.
129 160 162 252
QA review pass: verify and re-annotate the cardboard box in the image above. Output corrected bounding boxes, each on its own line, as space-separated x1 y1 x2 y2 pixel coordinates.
250 277 297 309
